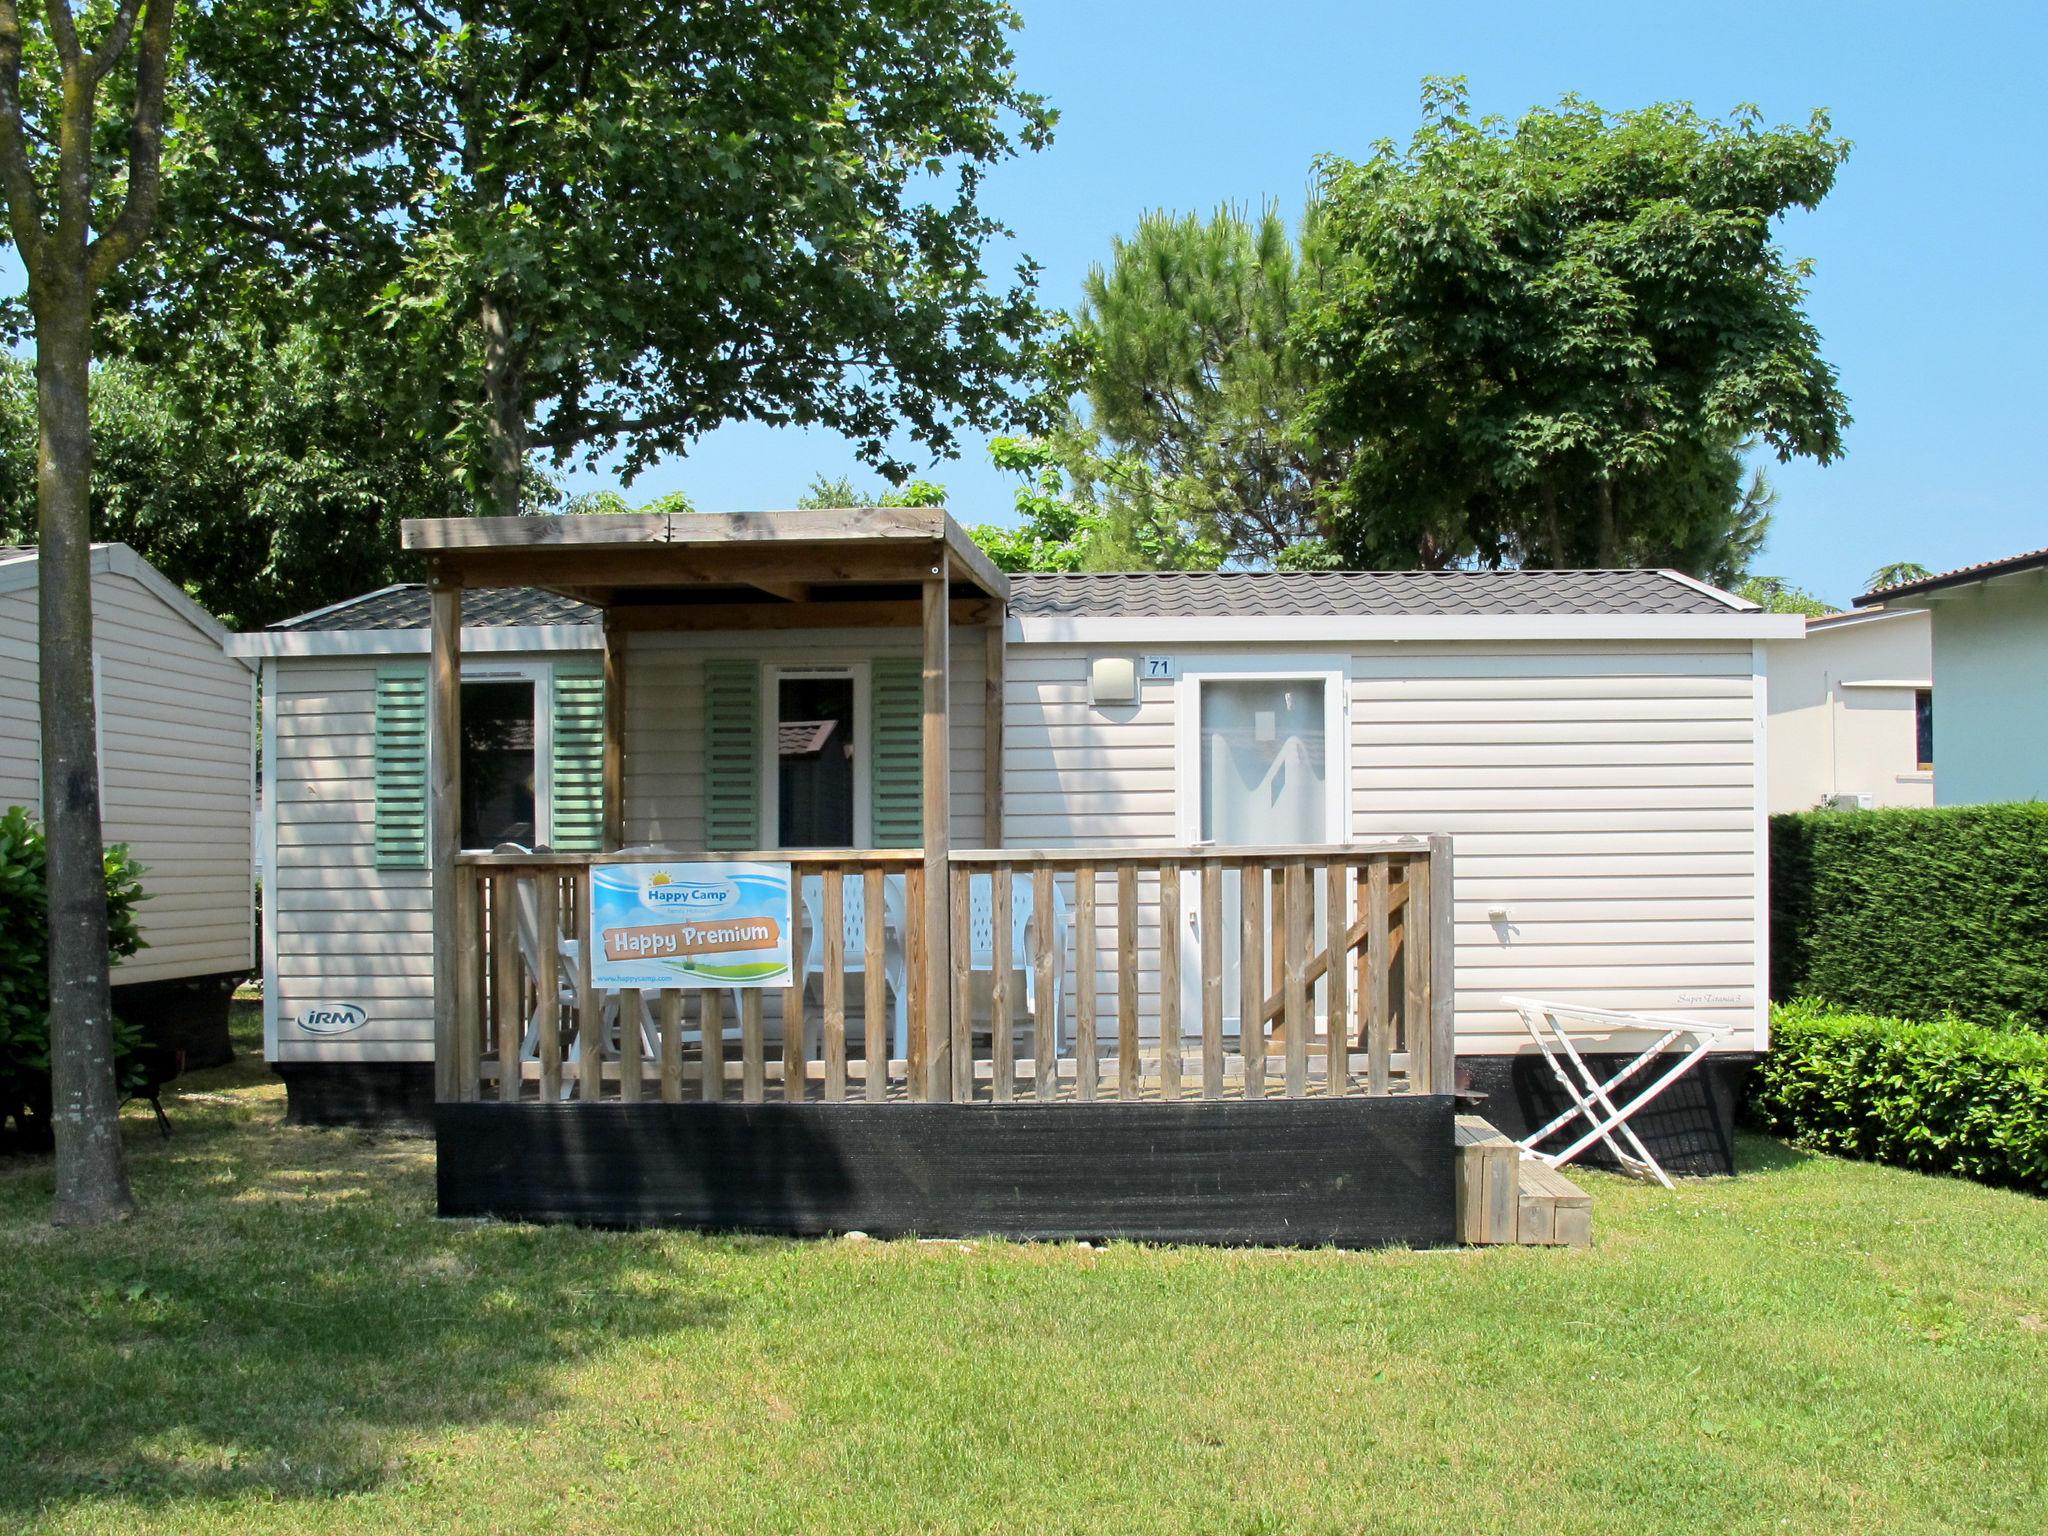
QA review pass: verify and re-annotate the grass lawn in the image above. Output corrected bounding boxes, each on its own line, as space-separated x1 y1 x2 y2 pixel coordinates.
3 1008 2045 1535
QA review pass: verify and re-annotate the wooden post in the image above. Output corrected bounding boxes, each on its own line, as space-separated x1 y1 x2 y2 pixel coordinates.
536 874 561 1101
1283 861 1310 1098
601 618 626 851
863 869 887 1102
578 876 602 1101
1323 859 1347 1099
741 991 766 1103
1116 864 1139 1098
990 864 1012 1102
1426 834 1456 1096
1075 864 1097 1102
1158 860 1181 1101
618 987 643 1103
1032 864 1057 1101
492 873 520 1102
1366 860 1391 1096
824 868 847 1101
1200 862 1223 1100
949 865 972 1101
921 566 953 1102
659 990 682 1103
701 988 724 1102
1241 863 1265 1099
429 584 462 1104
782 892 807 1102
983 608 1005 847
451 869 483 1102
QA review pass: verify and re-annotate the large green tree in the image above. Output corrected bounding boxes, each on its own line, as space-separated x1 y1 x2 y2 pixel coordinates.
0 331 474 628
1301 80 1851 573
1065 202 1342 566
141 1 1057 515
0 0 175 1225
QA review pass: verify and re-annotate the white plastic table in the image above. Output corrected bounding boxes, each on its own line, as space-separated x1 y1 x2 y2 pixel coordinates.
1502 996 1733 1189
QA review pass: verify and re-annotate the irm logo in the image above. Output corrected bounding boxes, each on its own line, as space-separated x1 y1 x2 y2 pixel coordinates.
295 1003 369 1036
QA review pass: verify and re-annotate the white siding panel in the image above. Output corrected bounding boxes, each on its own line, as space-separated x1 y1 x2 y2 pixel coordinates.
1350 641 1762 1051
0 569 257 985
269 658 432 1061
992 639 1764 1058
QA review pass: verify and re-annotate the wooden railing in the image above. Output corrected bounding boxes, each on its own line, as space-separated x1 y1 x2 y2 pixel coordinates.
444 839 1450 1104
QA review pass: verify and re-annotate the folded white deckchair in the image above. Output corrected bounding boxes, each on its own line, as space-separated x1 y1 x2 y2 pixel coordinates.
1502 996 1733 1189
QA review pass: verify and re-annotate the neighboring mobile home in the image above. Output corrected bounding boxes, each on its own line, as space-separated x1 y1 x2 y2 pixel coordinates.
0 544 255 1059
232 510 1797 1240
1765 605 1933 813
1856 546 2048 805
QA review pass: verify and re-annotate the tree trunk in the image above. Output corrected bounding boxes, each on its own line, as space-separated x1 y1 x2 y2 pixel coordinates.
35 266 135 1226
479 288 527 517
1596 480 1618 567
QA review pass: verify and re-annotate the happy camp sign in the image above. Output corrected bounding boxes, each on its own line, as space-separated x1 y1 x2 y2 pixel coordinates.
588 862 795 989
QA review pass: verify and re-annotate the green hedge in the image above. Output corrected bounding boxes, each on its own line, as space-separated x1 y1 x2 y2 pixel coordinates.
0 805 147 1147
1771 804 2048 1026
1749 1001 2048 1192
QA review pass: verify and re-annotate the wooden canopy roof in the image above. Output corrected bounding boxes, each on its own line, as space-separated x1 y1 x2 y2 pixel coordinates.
401 508 1008 627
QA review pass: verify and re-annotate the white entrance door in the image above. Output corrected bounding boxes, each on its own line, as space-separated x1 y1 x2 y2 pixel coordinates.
1177 665 1348 1039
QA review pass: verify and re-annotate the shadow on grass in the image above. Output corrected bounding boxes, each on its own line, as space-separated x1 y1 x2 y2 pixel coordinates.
1730 1129 1819 1176
0 1051 741 1516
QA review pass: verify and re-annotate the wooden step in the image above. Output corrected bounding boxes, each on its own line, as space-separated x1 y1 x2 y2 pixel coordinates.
1453 1115 1592 1248
1516 1159 1592 1248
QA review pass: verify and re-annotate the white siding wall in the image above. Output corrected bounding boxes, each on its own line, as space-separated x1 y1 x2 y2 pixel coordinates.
268 632 987 1063
1001 639 1765 1055
269 630 1767 1064
0 568 254 985
269 657 430 1061
0 588 37 811
622 625 988 846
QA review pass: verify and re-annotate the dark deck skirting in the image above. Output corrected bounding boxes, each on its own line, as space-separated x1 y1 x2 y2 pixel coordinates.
436 1095 1457 1248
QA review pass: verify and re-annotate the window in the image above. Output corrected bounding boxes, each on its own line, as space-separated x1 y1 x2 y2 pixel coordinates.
1915 688 1934 772
461 678 540 849
761 665 867 849
1195 677 1336 844
776 674 857 847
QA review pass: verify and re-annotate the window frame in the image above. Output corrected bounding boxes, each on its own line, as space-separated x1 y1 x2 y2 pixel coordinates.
1915 686 1934 773
1173 656 1352 846
760 660 872 851
453 659 554 853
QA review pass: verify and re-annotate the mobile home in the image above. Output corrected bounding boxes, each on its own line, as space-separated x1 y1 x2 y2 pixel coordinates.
231 509 1797 1242
1 543 255 1059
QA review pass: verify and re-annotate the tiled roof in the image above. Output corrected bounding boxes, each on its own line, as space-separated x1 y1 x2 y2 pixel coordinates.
1005 569 1744 618
272 584 600 631
274 567 1745 632
1854 546 2048 606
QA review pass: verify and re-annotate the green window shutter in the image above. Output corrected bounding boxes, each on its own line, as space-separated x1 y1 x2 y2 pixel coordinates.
703 659 761 850
550 663 605 852
373 665 429 869
870 655 923 849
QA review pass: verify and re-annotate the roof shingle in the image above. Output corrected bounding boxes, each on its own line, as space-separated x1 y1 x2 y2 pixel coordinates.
271 567 1743 632
1005 569 1741 618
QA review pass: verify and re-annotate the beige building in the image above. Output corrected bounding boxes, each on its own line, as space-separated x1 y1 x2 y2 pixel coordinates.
1765 606 1934 814
0 544 255 1000
1855 548 2048 806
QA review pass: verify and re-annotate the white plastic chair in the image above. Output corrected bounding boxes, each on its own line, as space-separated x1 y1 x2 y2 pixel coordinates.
500 845 656 1092
797 872 910 1061
962 871 1068 1053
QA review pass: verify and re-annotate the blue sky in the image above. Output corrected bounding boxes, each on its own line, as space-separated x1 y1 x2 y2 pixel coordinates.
578 0 2046 605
